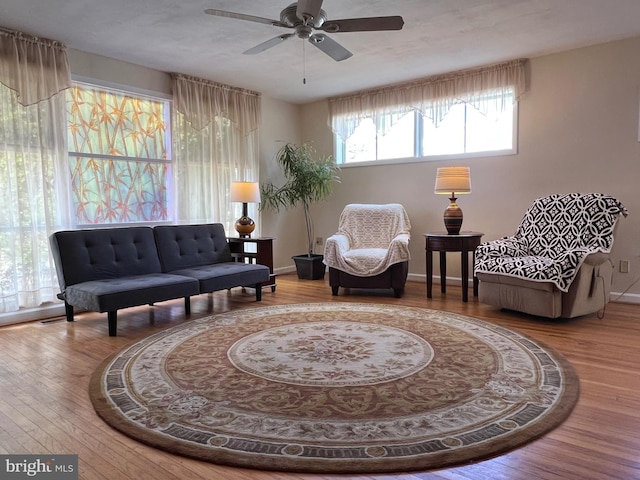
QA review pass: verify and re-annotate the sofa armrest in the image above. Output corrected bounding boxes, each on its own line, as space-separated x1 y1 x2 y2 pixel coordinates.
389 233 411 260
325 234 351 253
582 251 611 266
323 234 350 269
476 236 528 260
390 233 410 246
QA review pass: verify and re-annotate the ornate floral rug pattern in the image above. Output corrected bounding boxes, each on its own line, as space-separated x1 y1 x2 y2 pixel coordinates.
89 303 579 473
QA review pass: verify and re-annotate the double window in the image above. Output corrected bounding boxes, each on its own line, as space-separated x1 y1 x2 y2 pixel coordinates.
329 59 525 166
336 91 517 165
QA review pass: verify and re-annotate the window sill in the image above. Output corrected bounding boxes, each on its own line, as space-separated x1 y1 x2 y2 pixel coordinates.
338 148 517 168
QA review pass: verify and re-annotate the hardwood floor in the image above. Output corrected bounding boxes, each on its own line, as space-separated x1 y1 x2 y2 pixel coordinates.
0 274 638 480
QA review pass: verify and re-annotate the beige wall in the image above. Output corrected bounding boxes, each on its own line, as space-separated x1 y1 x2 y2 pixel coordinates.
257 97 304 268
281 35 640 302
69 49 172 95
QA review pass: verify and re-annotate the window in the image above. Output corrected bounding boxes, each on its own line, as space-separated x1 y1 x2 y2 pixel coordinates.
337 93 516 164
66 83 172 225
329 59 525 166
341 112 416 163
423 95 516 156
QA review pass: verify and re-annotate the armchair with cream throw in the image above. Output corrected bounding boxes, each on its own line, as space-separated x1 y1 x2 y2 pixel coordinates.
474 193 627 318
323 204 411 297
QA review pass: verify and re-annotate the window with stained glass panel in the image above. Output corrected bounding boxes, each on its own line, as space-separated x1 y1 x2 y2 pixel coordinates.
66 83 172 224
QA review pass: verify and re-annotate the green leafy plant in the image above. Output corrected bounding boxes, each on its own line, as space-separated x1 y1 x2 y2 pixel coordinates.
260 143 340 256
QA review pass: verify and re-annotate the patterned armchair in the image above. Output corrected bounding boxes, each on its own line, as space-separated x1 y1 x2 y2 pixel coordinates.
474 193 627 318
323 204 411 297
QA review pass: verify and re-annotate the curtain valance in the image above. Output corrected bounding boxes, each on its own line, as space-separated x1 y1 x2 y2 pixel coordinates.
0 28 71 106
328 58 527 140
171 73 261 135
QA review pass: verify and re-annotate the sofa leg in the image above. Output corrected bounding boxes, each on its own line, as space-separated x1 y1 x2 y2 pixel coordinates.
393 288 404 298
184 297 191 315
331 286 339 296
255 286 262 301
108 311 118 337
64 302 74 322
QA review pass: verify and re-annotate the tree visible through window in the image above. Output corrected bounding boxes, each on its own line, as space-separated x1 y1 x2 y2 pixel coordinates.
67 83 172 224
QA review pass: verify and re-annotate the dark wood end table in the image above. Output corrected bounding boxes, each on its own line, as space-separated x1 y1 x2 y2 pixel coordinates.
227 236 276 292
424 231 484 302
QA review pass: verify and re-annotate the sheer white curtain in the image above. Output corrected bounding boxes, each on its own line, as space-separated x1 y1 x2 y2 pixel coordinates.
171 74 261 235
0 29 72 316
328 58 527 140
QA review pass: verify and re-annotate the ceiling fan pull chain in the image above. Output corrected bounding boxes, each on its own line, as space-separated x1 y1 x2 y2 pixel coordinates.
303 40 307 85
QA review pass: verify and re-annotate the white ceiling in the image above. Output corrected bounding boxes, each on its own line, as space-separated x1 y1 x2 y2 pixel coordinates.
2 0 640 104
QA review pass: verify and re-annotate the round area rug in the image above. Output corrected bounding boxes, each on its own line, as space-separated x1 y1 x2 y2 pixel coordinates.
89 303 579 474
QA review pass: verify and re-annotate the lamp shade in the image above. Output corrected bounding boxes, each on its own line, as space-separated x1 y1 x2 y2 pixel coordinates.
230 181 261 203
434 167 471 195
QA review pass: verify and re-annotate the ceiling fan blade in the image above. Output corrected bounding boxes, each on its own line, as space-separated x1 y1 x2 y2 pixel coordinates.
308 34 352 62
243 34 295 55
296 0 323 24
321 16 405 33
204 9 289 28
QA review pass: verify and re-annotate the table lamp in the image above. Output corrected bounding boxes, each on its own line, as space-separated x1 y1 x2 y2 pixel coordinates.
434 166 471 235
230 181 261 237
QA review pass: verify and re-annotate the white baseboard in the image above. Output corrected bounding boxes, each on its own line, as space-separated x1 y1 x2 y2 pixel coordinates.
0 303 66 326
407 273 425 283
610 291 640 304
274 265 297 275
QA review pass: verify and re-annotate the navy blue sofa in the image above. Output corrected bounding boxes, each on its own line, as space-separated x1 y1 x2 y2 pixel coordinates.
49 224 270 336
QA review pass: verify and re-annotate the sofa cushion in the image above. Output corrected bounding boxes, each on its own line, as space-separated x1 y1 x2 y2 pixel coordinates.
64 273 199 312
171 262 270 293
154 224 233 272
50 227 163 291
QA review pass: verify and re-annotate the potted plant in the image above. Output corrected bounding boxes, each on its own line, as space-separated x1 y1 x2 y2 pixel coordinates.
260 143 340 279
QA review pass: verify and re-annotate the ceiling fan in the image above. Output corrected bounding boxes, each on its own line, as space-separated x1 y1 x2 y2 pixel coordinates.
204 0 404 62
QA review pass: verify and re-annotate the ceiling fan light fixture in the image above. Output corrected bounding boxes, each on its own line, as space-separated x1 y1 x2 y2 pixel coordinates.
295 25 313 39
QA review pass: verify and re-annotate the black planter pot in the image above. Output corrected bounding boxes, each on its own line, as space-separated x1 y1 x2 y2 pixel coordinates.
292 254 326 280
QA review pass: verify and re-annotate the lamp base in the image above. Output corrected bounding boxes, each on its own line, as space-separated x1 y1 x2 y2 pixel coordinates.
235 216 255 238
443 196 463 235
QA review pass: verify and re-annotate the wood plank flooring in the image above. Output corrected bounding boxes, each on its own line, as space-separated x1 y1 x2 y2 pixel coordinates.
0 274 638 480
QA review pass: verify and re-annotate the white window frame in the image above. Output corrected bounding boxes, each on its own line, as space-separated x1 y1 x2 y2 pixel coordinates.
335 100 518 167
